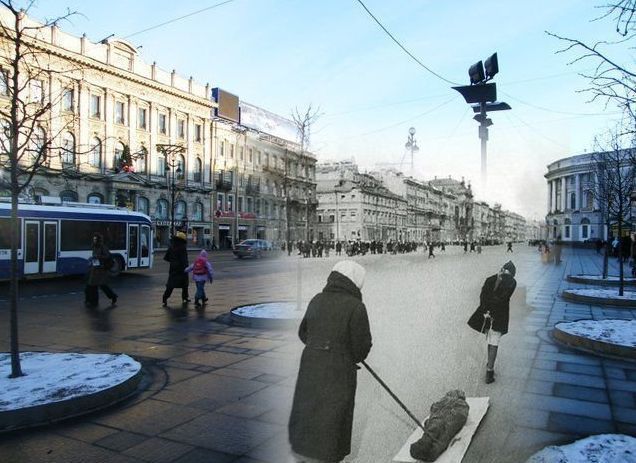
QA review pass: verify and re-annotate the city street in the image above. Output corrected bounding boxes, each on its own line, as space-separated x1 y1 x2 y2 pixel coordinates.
1 245 635 463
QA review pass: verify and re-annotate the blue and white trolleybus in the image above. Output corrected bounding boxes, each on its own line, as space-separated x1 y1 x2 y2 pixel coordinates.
0 200 153 279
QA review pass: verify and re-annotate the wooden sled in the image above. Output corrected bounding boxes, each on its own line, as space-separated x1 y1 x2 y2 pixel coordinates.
393 397 489 463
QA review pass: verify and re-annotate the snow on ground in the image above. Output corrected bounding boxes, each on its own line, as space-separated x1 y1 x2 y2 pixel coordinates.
556 320 636 348
565 288 636 300
0 352 141 411
526 434 636 463
232 302 302 319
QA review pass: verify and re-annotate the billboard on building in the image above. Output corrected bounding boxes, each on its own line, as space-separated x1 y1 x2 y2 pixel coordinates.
212 88 240 123
240 101 298 143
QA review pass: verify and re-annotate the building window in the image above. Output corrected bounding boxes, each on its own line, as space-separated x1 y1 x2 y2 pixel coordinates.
193 202 203 221
137 196 149 215
89 137 101 167
135 146 147 173
230 144 234 159
330 214 335 223
87 193 103 204
564 225 570 239
570 192 576 210
195 124 202 142
138 107 147 130
217 193 225 211
178 119 185 139
29 126 46 162
62 88 73 112
227 194 234 212
158 113 167 134
30 79 43 103
156 151 166 177
193 157 202 182
90 94 101 118
156 199 168 219
0 70 8 96
255 198 260 214
257 151 261 165
247 197 253 213
248 148 253 163
114 141 125 169
219 140 225 157
175 201 187 220
238 196 244 213
61 132 75 165
59 190 78 202
115 101 125 124
239 146 244 161
176 154 185 180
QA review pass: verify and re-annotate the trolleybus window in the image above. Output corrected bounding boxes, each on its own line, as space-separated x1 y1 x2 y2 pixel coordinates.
0 218 20 249
60 220 126 251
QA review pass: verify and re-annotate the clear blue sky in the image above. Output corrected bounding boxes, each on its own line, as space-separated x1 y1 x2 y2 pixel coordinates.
25 0 631 219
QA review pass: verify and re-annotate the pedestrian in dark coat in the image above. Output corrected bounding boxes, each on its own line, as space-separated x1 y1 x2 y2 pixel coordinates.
85 233 117 307
467 261 517 384
289 261 372 463
162 231 190 305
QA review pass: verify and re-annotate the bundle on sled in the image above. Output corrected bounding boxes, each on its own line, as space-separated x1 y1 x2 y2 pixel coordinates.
409 390 469 462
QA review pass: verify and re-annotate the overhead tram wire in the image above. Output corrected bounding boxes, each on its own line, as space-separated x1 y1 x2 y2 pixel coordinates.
500 90 622 117
123 0 237 39
354 0 460 86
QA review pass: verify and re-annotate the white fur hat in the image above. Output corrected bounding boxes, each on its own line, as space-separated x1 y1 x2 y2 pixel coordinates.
332 260 366 289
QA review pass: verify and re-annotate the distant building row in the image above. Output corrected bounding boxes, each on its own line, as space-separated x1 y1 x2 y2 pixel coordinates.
314 161 531 243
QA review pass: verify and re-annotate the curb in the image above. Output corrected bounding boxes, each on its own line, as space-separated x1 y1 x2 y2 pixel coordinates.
561 290 636 307
552 324 636 361
0 363 143 433
566 274 636 287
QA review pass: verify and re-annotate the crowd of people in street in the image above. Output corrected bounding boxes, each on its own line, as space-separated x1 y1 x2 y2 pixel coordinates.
280 239 511 259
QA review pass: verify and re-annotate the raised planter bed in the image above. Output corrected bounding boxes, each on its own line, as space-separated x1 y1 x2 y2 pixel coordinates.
567 274 636 286
0 352 142 432
561 288 636 307
230 301 303 329
527 434 636 462
552 319 636 360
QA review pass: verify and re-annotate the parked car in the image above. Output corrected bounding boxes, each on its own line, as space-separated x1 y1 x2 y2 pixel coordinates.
233 239 273 259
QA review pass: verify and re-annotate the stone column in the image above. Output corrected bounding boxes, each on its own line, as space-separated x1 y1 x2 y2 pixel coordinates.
561 177 567 211
575 174 580 210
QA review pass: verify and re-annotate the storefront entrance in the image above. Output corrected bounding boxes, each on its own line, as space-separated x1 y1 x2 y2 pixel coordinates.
219 225 232 250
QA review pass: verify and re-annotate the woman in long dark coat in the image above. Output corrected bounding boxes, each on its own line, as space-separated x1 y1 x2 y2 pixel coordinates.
162 231 190 305
289 261 372 463
467 260 517 384
85 233 118 307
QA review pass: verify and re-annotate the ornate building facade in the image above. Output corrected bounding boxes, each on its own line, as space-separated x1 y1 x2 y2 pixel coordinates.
0 11 316 248
545 153 605 242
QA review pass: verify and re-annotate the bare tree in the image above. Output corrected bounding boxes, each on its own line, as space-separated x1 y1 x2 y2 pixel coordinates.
591 125 636 295
291 105 320 241
547 1 636 122
0 1 82 378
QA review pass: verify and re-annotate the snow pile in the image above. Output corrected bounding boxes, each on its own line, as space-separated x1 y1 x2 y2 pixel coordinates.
565 288 636 300
0 352 141 411
574 275 636 282
232 302 302 319
527 434 636 463
556 320 636 348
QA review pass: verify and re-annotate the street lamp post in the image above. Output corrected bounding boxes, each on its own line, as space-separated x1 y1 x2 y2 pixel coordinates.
452 53 510 187
157 144 186 238
404 127 419 176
